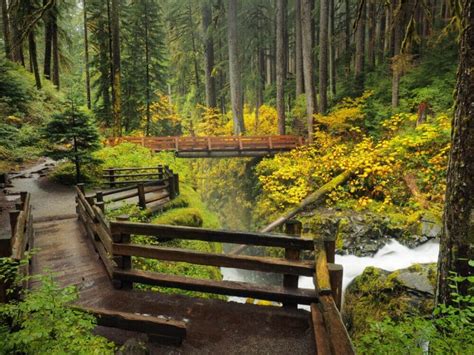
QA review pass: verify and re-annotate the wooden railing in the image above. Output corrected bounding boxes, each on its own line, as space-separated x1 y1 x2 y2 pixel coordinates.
0 192 34 302
106 135 305 156
99 166 179 211
75 186 354 353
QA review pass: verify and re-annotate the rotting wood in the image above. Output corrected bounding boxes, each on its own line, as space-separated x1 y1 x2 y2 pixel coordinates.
113 243 314 276
110 222 314 250
403 173 429 209
230 169 353 255
74 306 186 344
328 263 343 310
113 269 318 304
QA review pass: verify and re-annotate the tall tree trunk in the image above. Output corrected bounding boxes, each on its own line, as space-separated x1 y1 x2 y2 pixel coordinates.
276 0 287 135
301 0 317 143
44 22 52 80
202 1 217 108
319 0 329 114
10 5 23 64
227 0 245 134
52 17 60 88
83 0 91 109
188 4 201 97
367 0 376 71
329 0 336 98
436 0 474 305
295 0 304 96
391 4 401 109
256 45 265 130
354 0 366 92
344 0 351 75
144 0 151 136
1 0 11 60
376 3 385 65
107 0 115 123
28 30 41 89
111 0 122 137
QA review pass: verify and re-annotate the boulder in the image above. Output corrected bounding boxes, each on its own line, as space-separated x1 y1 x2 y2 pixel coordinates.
342 263 436 340
300 209 441 256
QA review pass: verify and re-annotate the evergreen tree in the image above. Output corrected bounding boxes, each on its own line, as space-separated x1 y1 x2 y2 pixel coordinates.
43 103 101 183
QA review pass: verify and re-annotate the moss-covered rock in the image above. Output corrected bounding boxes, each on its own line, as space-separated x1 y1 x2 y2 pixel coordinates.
342 263 436 340
299 208 441 256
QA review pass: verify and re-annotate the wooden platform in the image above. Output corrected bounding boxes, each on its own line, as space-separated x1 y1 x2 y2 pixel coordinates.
106 135 305 158
31 217 315 353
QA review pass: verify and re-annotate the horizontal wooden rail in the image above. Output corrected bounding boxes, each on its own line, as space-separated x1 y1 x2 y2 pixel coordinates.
106 135 305 157
110 221 314 250
114 269 318 305
113 243 315 276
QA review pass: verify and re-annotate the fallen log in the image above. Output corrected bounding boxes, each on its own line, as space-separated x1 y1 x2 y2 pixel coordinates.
229 169 353 255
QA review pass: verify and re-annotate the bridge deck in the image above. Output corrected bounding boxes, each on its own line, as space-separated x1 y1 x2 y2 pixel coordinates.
32 217 315 353
107 135 305 158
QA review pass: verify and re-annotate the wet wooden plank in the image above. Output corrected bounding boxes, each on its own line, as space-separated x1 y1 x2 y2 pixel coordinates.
319 295 355 355
110 222 314 250
113 243 315 276
310 303 331 355
114 269 319 304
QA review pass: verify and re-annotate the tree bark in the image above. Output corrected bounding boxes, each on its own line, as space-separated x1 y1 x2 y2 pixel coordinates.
227 0 245 134
295 0 304 96
391 4 401 109
436 0 474 306
111 0 122 137
276 0 287 135
329 0 336 98
144 0 151 136
1 0 12 60
83 0 91 109
344 0 351 75
376 3 385 65
52 17 60 89
367 0 376 71
202 1 217 108
319 0 329 114
301 0 317 143
28 30 41 89
354 0 366 91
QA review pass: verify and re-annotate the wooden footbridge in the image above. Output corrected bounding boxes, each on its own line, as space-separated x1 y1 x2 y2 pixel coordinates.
1 170 354 354
106 135 305 158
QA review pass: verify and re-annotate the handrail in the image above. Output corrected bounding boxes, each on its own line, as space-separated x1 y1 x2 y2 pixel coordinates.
74 186 354 351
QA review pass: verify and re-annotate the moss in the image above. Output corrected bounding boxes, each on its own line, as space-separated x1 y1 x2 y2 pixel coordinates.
344 266 435 341
335 218 349 250
152 207 203 227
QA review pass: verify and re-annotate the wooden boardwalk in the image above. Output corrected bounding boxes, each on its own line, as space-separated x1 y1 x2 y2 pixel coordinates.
106 135 305 157
32 217 315 353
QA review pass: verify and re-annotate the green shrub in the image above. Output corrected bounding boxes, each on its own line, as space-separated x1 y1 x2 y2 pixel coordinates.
356 265 474 354
0 259 114 354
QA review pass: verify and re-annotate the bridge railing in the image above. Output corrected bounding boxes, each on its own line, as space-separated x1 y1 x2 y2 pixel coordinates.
106 135 305 152
1 192 34 302
74 187 354 353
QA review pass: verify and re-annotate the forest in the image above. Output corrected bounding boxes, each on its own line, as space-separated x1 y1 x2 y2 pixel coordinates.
0 0 473 353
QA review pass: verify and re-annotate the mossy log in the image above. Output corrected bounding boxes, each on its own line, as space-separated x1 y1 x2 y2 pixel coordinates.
230 169 353 255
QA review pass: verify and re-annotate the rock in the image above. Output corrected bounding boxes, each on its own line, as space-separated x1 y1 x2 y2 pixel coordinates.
342 263 436 340
300 208 441 256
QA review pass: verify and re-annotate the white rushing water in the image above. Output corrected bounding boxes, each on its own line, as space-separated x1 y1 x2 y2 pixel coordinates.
222 239 440 306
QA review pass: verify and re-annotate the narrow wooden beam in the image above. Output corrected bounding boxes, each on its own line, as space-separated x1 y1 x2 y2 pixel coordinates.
75 306 187 344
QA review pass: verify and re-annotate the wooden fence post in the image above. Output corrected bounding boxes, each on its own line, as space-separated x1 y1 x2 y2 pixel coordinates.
328 263 343 310
137 184 146 209
96 192 105 213
173 173 179 196
107 168 115 188
282 219 302 308
112 215 132 289
168 174 176 200
157 165 164 182
324 239 336 264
